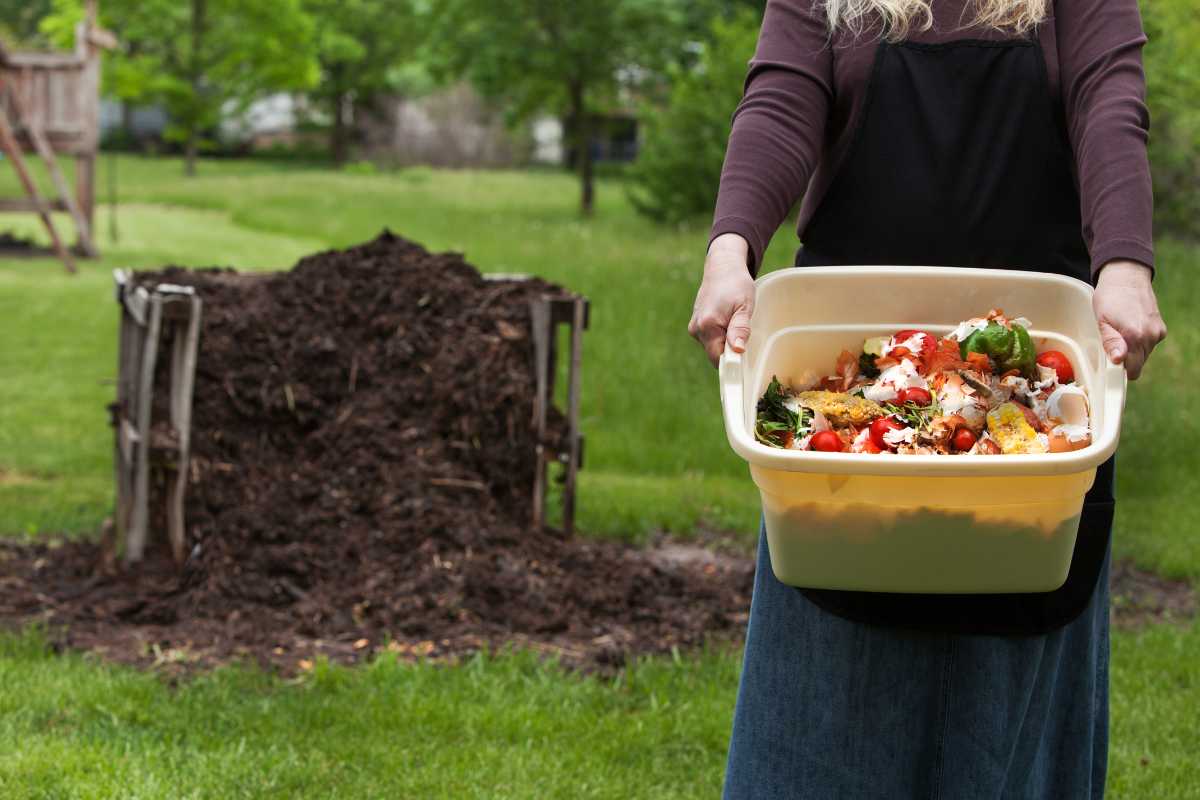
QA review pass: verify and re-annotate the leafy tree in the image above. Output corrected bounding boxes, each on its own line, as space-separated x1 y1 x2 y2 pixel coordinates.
301 0 423 166
0 0 54 46
44 0 319 175
430 0 685 216
627 11 759 223
1140 0 1200 238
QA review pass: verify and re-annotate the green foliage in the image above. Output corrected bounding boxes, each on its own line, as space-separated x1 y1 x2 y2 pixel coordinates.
0 0 53 46
430 0 684 123
42 0 318 172
428 0 687 213
300 0 424 163
858 350 881 379
626 11 759 223
1141 0 1200 239
754 376 812 447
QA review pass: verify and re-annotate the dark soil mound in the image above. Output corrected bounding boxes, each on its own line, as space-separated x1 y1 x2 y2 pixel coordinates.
0 232 752 673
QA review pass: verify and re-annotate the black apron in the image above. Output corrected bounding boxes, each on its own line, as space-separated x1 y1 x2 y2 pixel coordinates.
794 37 1115 636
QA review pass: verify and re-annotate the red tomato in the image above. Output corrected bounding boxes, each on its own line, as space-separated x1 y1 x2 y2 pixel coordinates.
951 427 977 452
890 329 936 358
1036 350 1075 383
811 431 844 452
869 417 905 450
897 387 933 406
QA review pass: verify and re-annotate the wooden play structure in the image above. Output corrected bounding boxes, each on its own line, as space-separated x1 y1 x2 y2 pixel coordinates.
0 1 114 272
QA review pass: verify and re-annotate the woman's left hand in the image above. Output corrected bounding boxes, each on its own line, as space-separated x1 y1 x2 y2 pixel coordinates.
1093 260 1167 380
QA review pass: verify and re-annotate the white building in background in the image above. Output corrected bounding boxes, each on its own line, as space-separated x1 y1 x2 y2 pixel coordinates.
99 99 167 140
219 93 306 147
531 116 565 165
218 88 571 168
98 86 632 168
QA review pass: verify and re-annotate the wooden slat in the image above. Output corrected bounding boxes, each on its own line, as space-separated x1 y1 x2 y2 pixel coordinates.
0 198 68 212
122 285 150 327
529 298 552 531
76 154 96 249
562 297 586 537
124 295 163 563
166 296 202 566
113 298 141 547
2 53 86 69
78 15 102 154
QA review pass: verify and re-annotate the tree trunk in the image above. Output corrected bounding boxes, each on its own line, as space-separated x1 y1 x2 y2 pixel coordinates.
568 80 594 217
331 90 350 166
184 134 198 177
120 101 135 147
185 0 207 177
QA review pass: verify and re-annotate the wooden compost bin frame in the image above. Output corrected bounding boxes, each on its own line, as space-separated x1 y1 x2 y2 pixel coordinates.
111 272 588 565
111 271 203 565
528 291 589 536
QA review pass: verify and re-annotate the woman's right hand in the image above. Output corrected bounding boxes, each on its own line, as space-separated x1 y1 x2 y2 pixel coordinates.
688 233 756 367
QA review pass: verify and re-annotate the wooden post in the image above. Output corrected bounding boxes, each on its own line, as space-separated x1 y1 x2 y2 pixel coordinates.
79 3 102 251
113 272 140 545
166 294 202 565
529 299 551 532
562 297 586 536
77 155 97 248
125 294 163 563
527 293 588 535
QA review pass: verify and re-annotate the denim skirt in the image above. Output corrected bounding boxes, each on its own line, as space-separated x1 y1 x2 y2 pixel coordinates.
722 523 1110 799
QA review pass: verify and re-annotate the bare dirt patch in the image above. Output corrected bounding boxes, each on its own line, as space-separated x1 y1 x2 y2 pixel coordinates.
1110 557 1197 628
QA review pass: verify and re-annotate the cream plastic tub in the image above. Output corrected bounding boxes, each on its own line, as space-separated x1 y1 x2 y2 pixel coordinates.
719 266 1126 593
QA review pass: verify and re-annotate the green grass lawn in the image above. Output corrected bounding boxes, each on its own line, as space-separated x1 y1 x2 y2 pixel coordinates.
1 157 1197 797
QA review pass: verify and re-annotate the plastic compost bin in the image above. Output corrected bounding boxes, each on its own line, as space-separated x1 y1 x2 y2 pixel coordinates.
719 266 1126 593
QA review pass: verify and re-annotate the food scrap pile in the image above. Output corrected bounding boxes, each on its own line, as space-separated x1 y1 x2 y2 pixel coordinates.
756 310 1092 455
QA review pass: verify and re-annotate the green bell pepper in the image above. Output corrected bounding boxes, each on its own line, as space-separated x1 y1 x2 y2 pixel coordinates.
959 322 1037 378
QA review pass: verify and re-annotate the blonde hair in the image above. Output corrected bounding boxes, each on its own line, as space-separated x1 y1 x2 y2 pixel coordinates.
822 0 1049 41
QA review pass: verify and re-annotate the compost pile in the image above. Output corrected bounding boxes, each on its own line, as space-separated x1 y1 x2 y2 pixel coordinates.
0 232 752 673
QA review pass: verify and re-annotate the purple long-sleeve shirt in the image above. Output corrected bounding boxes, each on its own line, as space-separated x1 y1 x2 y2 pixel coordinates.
711 0 1154 276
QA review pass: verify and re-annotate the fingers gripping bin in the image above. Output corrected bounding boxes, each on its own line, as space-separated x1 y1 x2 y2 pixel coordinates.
719 266 1127 594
